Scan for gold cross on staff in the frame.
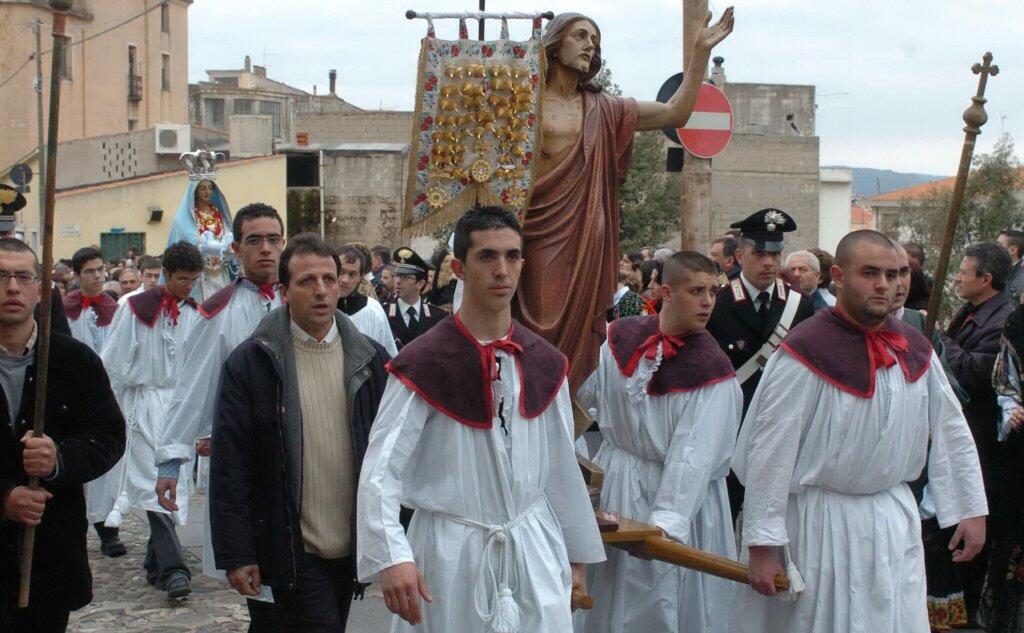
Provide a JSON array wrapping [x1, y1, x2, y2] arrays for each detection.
[[963, 52, 999, 134]]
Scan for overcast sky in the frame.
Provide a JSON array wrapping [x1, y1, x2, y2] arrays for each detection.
[[188, 0, 1024, 176]]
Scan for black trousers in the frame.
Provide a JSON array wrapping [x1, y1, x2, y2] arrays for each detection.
[[272, 552, 354, 633], [0, 601, 70, 633], [247, 597, 283, 632], [143, 511, 190, 585]]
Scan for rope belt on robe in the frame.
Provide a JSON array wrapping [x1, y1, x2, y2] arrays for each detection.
[[435, 497, 544, 633]]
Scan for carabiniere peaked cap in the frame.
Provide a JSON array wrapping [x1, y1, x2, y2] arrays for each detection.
[[729, 208, 797, 253], [392, 246, 429, 277]]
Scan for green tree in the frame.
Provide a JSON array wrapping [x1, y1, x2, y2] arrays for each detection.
[[882, 133, 1023, 321]]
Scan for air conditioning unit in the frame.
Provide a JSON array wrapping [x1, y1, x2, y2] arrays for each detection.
[[154, 124, 191, 154]]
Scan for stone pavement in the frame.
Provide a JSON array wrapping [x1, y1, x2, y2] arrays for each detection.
[[68, 492, 392, 632]]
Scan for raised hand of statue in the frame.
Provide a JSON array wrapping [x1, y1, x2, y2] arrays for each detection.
[[696, 6, 735, 53]]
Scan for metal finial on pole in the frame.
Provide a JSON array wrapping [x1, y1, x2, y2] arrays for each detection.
[[923, 52, 999, 339], [19, 0, 72, 608]]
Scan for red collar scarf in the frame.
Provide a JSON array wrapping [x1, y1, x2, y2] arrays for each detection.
[[622, 331, 687, 376]]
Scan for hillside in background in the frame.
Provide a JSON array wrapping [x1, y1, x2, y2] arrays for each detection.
[[825, 166, 948, 197]]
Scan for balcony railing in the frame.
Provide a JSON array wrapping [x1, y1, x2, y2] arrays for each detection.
[[128, 74, 142, 102]]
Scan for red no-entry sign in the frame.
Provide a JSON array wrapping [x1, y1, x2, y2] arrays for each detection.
[[677, 83, 733, 159]]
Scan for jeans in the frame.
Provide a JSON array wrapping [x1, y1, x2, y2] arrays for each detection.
[[272, 551, 355, 633]]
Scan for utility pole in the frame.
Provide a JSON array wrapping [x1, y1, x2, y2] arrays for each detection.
[[34, 18, 46, 246], [679, 0, 712, 252]]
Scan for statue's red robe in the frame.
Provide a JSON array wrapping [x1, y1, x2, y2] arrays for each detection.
[[516, 91, 637, 392]]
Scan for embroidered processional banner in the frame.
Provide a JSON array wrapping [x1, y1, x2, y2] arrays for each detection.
[[402, 17, 546, 235]]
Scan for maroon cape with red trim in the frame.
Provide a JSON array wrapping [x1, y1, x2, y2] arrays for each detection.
[[198, 280, 240, 319], [386, 315, 568, 429], [128, 287, 197, 328], [607, 315, 735, 396], [780, 308, 931, 398], [63, 289, 117, 327]]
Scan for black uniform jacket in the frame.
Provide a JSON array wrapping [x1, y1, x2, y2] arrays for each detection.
[[385, 300, 449, 350], [706, 275, 815, 410]]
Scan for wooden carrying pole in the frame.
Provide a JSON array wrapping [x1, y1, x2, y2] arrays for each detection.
[[19, 0, 71, 608], [679, 0, 712, 252], [923, 52, 999, 339], [600, 513, 790, 592]]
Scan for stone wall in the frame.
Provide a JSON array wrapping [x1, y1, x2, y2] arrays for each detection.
[[295, 111, 415, 146], [320, 150, 407, 247]]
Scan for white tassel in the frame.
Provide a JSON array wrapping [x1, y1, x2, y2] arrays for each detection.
[[490, 585, 520, 633], [104, 492, 130, 528], [782, 560, 805, 601]]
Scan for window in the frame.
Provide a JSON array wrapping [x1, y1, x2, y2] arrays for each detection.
[[233, 98, 256, 114], [127, 45, 141, 101], [161, 53, 170, 91], [161, 3, 170, 33], [204, 98, 225, 130], [128, 118, 137, 131], [259, 100, 283, 138], [58, 40, 72, 79]]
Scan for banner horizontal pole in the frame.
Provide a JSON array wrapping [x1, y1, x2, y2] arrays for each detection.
[[406, 10, 553, 20]]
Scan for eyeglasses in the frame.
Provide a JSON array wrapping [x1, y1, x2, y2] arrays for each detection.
[[241, 234, 284, 248], [0, 271, 40, 286]]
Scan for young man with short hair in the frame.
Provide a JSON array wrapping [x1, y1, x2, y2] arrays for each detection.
[[64, 247, 118, 354], [99, 241, 204, 600], [154, 202, 286, 630], [731, 230, 987, 633], [578, 251, 742, 633], [358, 206, 604, 632], [385, 247, 447, 349], [997, 228, 1024, 301], [0, 238, 125, 632], [336, 244, 398, 356], [64, 246, 126, 556], [119, 256, 162, 306], [211, 234, 389, 632]]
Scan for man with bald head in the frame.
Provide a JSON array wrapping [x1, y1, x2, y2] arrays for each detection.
[[731, 230, 988, 633]]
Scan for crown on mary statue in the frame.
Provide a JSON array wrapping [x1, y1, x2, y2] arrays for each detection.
[[179, 149, 224, 182]]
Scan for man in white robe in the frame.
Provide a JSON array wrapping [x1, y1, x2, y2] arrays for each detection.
[[152, 203, 286, 629], [337, 244, 399, 356], [357, 206, 605, 632], [99, 241, 203, 599], [64, 246, 126, 557], [732, 230, 988, 633], [577, 251, 741, 633]]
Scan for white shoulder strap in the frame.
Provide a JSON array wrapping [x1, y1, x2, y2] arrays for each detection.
[[735, 288, 803, 385]]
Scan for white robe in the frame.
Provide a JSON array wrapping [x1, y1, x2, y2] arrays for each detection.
[[349, 296, 399, 356], [68, 306, 111, 354], [357, 355, 605, 633], [96, 300, 199, 525], [731, 350, 988, 633], [156, 285, 280, 466], [69, 308, 119, 524], [155, 284, 279, 592], [575, 341, 741, 633]]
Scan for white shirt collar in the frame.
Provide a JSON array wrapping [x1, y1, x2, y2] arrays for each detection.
[[613, 285, 629, 305], [289, 318, 339, 344], [893, 306, 906, 320], [397, 296, 422, 315], [739, 272, 774, 302]]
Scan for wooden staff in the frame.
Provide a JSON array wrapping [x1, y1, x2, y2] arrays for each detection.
[[19, 0, 72, 608], [923, 52, 999, 339], [599, 512, 790, 592]]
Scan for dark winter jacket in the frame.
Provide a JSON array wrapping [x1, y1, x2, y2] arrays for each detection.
[[209, 306, 389, 591], [939, 291, 1015, 503], [0, 332, 126, 613]]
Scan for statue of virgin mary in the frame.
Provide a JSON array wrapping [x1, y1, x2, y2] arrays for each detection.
[[168, 150, 237, 301]]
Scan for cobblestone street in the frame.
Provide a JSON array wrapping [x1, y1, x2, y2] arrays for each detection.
[[67, 493, 391, 632]]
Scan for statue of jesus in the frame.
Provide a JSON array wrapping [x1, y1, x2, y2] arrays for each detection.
[[515, 8, 734, 391]]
